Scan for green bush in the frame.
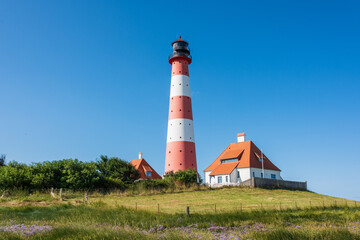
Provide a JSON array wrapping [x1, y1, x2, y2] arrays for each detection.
[[0, 157, 139, 191], [163, 169, 201, 186]]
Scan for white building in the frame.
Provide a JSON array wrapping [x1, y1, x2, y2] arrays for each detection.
[[204, 133, 282, 187]]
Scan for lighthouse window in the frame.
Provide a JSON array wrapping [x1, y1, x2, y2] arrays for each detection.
[[180, 163, 182, 165], [168, 164, 170, 166], [179, 136, 182, 138], [179, 109, 181, 111], [169, 151, 171, 153], [171, 110, 173, 112], [179, 123, 181, 125], [180, 150, 182, 152], [179, 83, 181, 85]]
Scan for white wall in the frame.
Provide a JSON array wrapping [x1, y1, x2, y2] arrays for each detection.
[[235, 168, 251, 183], [205, 167, 281, 186], [229, 169, 237, 183], [204, 171, 211, 184], [249, 167, 281, 180], [207, 174, 231, 186]]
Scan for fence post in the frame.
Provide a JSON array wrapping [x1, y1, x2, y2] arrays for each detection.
[[59, 188, 63, 201], [334, 200, 337, 207], [279, 202, 281, 211], [135, 202, 137, 210], [260, 202, 263, 209], [322, 200, 325, 208], [84, 192, 88, 204], [158, 203, 160, 213], [355, 201, 357, 208], [214, 203, 216, 213], [309, 200, 311, 208], [50, 188, 56, 198], [295, 201, 297, 209], [240, 202, 242, 213], [186, 206, 190, 217]]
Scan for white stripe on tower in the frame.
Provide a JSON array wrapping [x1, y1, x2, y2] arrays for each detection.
[[167, 119, 195, 143], [170, 75, 191, 97]]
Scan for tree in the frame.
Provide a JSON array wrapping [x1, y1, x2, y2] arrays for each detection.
[[96, 155, 140, 184], [0, 154, 6, 166]]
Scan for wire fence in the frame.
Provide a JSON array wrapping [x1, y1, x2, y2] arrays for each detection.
[[1, 188, 359, 215], [115, 199, 359, 215]]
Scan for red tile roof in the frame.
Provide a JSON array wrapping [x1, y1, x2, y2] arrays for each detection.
[[209, 161, 239, 175], [204, 141, 280, 175], [129, 158, 162, 180]]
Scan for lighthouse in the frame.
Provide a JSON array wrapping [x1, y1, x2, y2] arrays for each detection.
[[165, 36, 197, 173]]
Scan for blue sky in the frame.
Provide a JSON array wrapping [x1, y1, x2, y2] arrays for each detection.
[[1, 1, 359, 200]]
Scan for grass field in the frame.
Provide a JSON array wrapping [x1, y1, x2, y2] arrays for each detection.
[[0, 187, 359, 239]]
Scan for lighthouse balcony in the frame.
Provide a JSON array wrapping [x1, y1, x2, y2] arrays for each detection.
[[168, 53, 192, 61]]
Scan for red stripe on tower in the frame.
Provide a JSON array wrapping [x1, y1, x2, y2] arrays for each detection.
[[165, 36, 197, 173]]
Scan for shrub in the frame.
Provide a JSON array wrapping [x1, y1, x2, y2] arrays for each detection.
[[163, 169, 201, 186]]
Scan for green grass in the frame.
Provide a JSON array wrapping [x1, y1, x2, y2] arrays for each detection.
[[0, 187, 359, 239]]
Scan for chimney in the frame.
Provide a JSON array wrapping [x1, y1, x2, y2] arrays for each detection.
[[138, 152, 143, 159], [237, 132, 245, 142]]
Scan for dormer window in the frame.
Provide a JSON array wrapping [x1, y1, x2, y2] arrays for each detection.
[[221, 158, 237, 164], [146, 171, 152, 177]]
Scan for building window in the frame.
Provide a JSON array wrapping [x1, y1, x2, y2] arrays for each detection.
[[261, 173, 263, 178], [253, 172, 255, 177], [226, 176, 229, 182], [221, 158, 237, 164], [146, 171, 152, 177], [237, 171, 240, 178], [271, 174, 276, 179], [218, 176, 222, 184]]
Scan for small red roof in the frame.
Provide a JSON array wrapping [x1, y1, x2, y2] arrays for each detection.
[[129, 158, 162, 180], [205, 141, 280, 175]]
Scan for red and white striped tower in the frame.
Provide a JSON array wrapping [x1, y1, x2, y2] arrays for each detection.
[[165, 36, 197, 173]]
